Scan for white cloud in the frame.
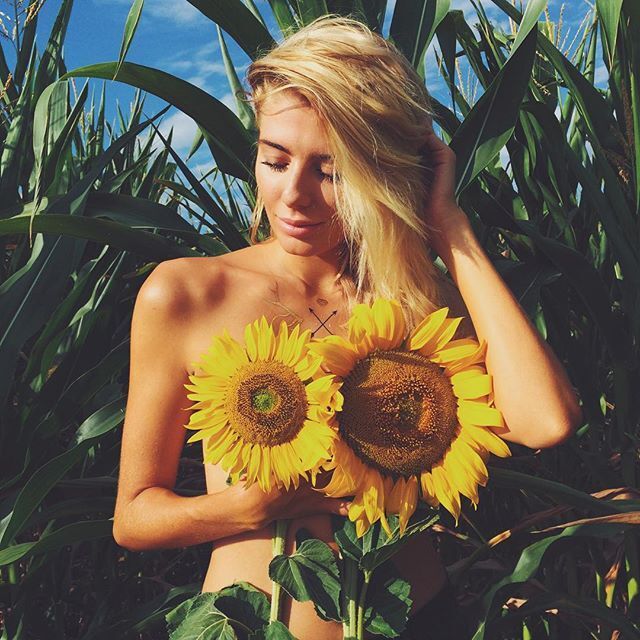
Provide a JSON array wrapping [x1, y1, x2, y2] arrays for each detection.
[[594, 62, 608, 86], [157, 41, 248, 96], [146, 110, 198, 154]]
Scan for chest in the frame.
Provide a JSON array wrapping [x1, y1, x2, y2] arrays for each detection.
[[183, 275, 352, 375]]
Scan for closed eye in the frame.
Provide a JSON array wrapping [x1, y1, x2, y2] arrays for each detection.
[[260, 161, 336, 184]]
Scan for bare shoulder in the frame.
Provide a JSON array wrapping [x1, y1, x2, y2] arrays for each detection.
[[135, 256, 227, 316], [437, 275, 477, 340]]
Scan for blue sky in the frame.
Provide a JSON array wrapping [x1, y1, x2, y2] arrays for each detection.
[[2, 0, 601, 179]]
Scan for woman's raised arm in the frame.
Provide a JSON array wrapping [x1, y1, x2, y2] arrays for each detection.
[[421, 130, 583, 450]]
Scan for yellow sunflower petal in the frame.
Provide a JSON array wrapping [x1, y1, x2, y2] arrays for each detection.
[[362, 468, 385, 524], [444, 340, 488, 377], [348, 304, 376, 347], [246, 443, 262, 486], [294, 351, 323, 380], [279, 324, 301, 366], [371, 298, 406, 349], [420, 471, 440, 508], [244, 320, 260, 362], [257, 446, 272, 491], [308, 336, 359, 377], [395, 476, 418, 535], [458, 400, 505, 428], [348, 496, 373, 538], [451, 372, 493, 400], [198, 331, 248, 377], [323, 439, 368, 496], [430, 338, 480, 364], [204, 428, 239, 465], [431, 463, 461, 523], [257, 316, 277, 360], [406, 307, 449, 351], [186, 418, 228, 443], [306, 375, 342, 409], [460, 423, 511, 458], [455, 438, 489, 487], [442, 438, 480, 505], [274, 320, 290, 363]]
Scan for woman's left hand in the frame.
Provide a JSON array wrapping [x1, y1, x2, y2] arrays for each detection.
[[420, 127, 471, 258]]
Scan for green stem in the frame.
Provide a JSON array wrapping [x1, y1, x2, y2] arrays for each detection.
[[356, 570, 372, 639], [270, 518, 288, 623], [342, 557, 360, 639]]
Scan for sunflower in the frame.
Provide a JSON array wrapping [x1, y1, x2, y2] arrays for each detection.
[[184, 317, 343, 492], [308, 298, 510, 537]]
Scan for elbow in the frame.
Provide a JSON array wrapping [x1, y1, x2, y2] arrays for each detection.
[[112, 517, 135, 551], [112, 514, 149, 552], [528, 402, 583, 450]]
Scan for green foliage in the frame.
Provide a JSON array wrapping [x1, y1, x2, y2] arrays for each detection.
[[269, 538, 342, 621], [1, 0, 639, 638]]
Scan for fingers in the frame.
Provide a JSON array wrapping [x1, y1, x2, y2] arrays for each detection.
[[314, 494, 351, 517]]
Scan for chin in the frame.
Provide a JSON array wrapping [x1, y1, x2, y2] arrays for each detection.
[[276, 235, 324, 255]]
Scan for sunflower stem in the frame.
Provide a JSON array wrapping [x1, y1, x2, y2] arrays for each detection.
[[342, 557, 360, 639], [356, 569, 372, 639], [270, 518, 288, 623]]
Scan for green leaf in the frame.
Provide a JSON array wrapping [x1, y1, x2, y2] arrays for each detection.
[[595, 0, 623, 67], [0, 46, 37, 207], [213, 583, 270, 632], [513, 221, 633, 363], [471, 523, 637, 640], [0, 520, 112, 566], [269, 538, 342, 621], [168, 598, 238, 640], [389, 0, 450, 77], [333, 510, 439, 572], [451, 24, 539, 194], [496, 590, 640, 638], [185, 0, 275, 60], [217, 25, 256, 131], [115, 0, 144, 79], [364, 571, 412, 638], [489, 467, 637, 514], [0, 214, 197, 260], [62, 62, 253, 180], [166, 594, 214, 637], [151, 124, 248, 252], [0, 400, 124, 547], [73, 396, 125, 445], [0, 232, 85, 415], [252, 620, 295, 639]]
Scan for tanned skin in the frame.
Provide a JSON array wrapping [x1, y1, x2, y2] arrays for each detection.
[[113, 90, 581, 638]]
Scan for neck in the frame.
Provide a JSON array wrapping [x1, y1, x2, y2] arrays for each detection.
[[265, 238, 349, 298]]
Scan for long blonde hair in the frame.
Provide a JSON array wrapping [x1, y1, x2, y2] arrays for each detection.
[[245, 14, 445, 329]]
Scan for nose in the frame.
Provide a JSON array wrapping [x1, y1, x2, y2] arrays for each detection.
[[281, 164, 313, 209]]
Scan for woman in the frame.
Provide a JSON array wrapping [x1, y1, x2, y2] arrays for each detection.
[[112, 15, 582, 639]]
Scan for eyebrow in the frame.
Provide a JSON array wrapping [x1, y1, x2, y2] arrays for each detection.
[[258, 138, 333, 162]]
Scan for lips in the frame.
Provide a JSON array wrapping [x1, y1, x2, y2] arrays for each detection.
[[276, 216, 325, 238], [278, 217, 322, 227]]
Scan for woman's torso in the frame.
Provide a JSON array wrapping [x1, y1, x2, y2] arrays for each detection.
[[178, 244, 448, 638]]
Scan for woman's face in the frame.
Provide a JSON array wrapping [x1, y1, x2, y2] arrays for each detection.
[[255, 90, 344, 256]]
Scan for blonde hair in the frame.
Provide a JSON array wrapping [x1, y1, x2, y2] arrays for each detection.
[[245, 14, 446, 329]]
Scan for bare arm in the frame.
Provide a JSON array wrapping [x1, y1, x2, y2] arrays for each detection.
[[420, 128, 582, 450], [113, 259, 347, 552], [437, 221, 583, 449]]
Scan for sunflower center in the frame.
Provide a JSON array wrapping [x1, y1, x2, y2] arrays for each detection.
[[226, 361, 308, 446], [339, 349, 458, 476], [251, 387, 278, 413]]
